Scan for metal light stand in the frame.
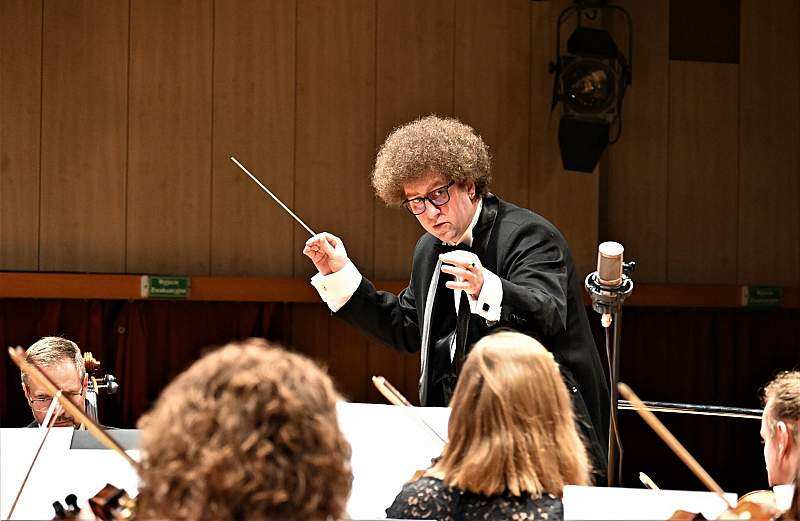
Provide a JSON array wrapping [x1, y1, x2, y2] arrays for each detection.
[[585, 261, 635, 486]]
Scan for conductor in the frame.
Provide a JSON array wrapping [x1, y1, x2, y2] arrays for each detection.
[[302, 116, 609, 477]]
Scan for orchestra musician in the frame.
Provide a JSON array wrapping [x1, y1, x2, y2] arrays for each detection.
[[385, 331, 590, 521], [778, 468, 799, 520], [134, 338, 352, 521], [761, 371, 800, 486], [302, 115, 609, 476], [20, 337, 88, 429]]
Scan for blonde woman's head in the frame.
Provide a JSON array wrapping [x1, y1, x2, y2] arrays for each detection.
[[436, 331, 590, 497]]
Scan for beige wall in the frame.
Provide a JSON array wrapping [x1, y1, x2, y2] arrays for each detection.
[[3, 0, 796, 285]]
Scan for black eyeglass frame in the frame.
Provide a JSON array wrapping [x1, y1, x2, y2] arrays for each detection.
[[401, 181, 456, 215], [27, 387, 86, 411]]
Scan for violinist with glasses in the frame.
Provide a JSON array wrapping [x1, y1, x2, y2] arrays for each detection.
[[20, 337, 88, 429]]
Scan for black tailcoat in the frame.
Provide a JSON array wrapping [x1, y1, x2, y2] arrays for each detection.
[[335, 194, 609, 475]]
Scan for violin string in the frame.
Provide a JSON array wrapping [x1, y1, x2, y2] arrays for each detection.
[[230, 156, 316, 237], [617, 401, 762, 420], [7, 400, 60, 520]]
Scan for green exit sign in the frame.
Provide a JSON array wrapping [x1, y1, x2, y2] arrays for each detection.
[[141, 275, 191, 299], [742, 285, 782, 309]]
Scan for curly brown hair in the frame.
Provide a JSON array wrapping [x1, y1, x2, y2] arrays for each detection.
[[372, 115, 492, 206], [136, 339, 352, 520]]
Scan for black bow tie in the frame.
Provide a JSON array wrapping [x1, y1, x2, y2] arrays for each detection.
[[434, 242, 473, 255]]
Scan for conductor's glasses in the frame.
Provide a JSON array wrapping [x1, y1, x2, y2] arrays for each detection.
[[401, 181, 455, 215]]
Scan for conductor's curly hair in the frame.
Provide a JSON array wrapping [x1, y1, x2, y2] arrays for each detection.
[[372, 115, 492, 206], [136, 339, 352, 521]]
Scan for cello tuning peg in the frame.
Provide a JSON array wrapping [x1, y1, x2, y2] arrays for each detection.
[[52, 501, 66, 518], [102, 374, 119, 395], [65, 494, 79, 511]]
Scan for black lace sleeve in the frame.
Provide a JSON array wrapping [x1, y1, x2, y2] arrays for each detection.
[[386, 477, 454, 520], [385, 477, 564, 521]]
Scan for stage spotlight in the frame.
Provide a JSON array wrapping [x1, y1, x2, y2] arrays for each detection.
[[549, 1, 632, 173]]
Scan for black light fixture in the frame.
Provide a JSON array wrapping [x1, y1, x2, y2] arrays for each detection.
[[549, 0, 633, 173]]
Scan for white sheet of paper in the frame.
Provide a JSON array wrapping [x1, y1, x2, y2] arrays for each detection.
[[5, 407, 748, 521], [337, 402, 449, 519], [0, 428, 140, 520], [564, 485, 737, 520], [1, 404, 448, 520]]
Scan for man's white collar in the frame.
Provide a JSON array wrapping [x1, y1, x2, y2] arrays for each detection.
[[447, 198, 483, 247]]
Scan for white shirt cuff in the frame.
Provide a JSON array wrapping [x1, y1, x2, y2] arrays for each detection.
[[470, 268, 502, 322], [310, 260, 362, 313]]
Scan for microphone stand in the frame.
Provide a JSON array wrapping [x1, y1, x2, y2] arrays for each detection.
[[585, 261, 635, 487]]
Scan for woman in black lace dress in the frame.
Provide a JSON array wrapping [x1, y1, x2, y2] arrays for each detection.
[[386, 331, 591, 521]]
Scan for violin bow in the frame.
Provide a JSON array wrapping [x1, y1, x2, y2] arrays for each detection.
[[372, 376, 447, 444], [618, 383, 735, 510], [6, 395, 61, 520], [8, 347, 139, 469]]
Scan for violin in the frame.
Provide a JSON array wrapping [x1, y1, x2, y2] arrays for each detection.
[[52, 485, 135, 520], [669, 493, 779, 520]]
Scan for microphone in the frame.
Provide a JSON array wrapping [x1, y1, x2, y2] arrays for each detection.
[[597, 241, 624, 286], [585, 242, 636, 487], [585, 241, 635, 327]]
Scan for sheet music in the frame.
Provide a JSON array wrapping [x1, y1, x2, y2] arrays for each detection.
[[0, 403, 449, 520]]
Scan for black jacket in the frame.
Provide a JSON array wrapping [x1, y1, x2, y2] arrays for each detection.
[[336, 194, 609, 473]]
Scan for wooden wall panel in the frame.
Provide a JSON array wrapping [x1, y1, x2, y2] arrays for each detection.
[[455, 0, 531, 210], [39, 0, 127, 272], [738, 0, 800, 286], [667, 62, 738, 284], [293, 0, 376, 399], [0, 0, 41, 270], [374, 0, 454, 280], [127, 0, 213, 275], [293, 0, 375, 277], [211, 0, 296, 277], [530, 0, 599, 278], [605, 0, 669, 283], [371, 0, 455, 402], [4, 3, 799, 304]]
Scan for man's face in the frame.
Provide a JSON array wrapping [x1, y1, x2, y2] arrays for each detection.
[[403, 170, 479, 244], [22, 360, 86, 428], [760, 404, 797, 486]]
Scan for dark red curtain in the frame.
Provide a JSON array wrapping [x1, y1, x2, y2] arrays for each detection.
[[0, 299, 288, 428]]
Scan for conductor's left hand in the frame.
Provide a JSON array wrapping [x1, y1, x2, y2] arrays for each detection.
[[303, 232, 349, 276], [440, 250, 484, 298]]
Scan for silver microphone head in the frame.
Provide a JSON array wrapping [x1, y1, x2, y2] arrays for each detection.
[[597, 241, 624, 287]]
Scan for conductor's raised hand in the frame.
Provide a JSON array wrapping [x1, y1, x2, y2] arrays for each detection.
[[303, 233, 349, 275], [440, 250, 484, 297]]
